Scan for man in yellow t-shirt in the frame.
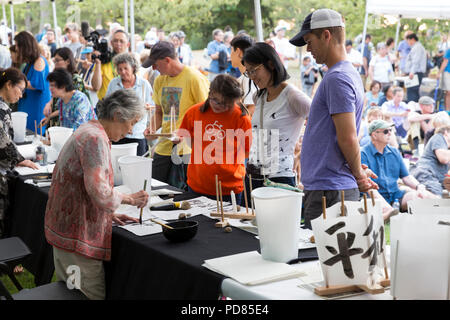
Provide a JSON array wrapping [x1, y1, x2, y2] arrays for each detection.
[[91, 30, 129, 100], [143, 41, 209, 188]]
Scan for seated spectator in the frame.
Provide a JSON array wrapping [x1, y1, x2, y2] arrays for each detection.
[[381, 87, 410, 138], [359, 107, 398, 149], [406, 96, 435, 152], [424, 111, 450, 146], [363, 80, 383, 117], [410, 125, 450, 196], [46, 68, 96, 131], [361, 120, 437, 213], [378, 84, 394, 106]]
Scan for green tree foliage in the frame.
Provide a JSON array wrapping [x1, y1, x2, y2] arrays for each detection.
[[5, 0, 449, 52]]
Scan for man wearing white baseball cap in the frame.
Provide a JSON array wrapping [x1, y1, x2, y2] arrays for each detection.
[[290, 9, 378, 229], [272, 25, 296, 69]]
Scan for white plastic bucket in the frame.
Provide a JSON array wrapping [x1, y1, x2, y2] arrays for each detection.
[[11, 112, 28, 143], [111, 143, 138, 186], [118, 155, 153, 194], [48, 126, 73, 152], [252, 187, 303, 263]]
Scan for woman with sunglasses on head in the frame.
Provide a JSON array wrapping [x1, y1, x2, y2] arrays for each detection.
[[0, 68, 39, 237], [176, 74, 252, 203], [241, 42, 311, 194], [14, 31, 51, 134]]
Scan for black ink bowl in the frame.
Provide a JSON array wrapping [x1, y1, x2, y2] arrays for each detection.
[[162, 220, 198, 243]]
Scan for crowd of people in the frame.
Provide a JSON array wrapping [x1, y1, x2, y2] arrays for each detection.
[[0, 10, 449, 299]]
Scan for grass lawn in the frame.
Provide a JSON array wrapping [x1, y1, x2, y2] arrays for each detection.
[[1, 267, 57, 296]]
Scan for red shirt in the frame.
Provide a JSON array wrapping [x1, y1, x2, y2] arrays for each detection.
[[178, 102, 252, 195]]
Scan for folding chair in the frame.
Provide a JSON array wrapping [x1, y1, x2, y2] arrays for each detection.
[[0, 237, 87, 300]]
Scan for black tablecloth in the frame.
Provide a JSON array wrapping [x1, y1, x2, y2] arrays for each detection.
[[6, 175, 317, 299], [6, 176, 261, 299], [105, 215, 260, 300]]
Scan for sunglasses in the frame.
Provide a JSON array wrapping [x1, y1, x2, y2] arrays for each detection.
[[376, 128, 392, 134]]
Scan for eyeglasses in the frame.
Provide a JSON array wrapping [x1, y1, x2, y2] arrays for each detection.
[[15, 85, 25, 94], [53, 57, 64, 63], [376, 129, 391, 134], [243, 64, 263, 78], [209, 96, 226, 107]]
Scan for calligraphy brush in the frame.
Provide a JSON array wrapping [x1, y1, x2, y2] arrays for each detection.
[[139, 179, 148, 225]]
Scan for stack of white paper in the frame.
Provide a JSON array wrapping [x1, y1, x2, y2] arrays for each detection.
[[203, 251, 305, 285], [118, 219, 164, 236], [14, 163, 55, 176]]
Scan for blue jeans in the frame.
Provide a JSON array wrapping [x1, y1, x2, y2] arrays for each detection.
[[406, 72, 424, 102]]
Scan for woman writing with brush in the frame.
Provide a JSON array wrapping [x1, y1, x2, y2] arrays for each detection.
[[44, 90, 149, 300]]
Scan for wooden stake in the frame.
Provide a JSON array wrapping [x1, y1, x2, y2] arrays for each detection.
[[363, 193, 368, 213], [243, 176, 249, 213], [219, 181, 224, 221], [340, 190, 345, 216], [249, 174, 255, 215], [215, 175, 220, 217], [370, 190, 375, 206], [322, 196, 327, 220], [215, 180, 229, 227]]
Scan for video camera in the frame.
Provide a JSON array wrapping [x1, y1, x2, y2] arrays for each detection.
[[81, 21, 112, 64]]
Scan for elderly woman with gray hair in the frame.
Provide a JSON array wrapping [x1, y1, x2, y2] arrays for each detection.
[[106, 52, 154, 155], [44, 89, 150, 300]]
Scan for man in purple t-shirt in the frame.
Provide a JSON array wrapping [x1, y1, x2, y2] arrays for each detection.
[[290, 9, 377, 229]]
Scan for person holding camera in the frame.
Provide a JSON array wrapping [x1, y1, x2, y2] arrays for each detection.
[[91, 29, 130, 100], [300, 56, 318, 97]]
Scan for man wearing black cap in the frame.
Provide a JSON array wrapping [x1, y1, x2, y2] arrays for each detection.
[[143, 41, 209, 187], [290, 9, 377, 229]]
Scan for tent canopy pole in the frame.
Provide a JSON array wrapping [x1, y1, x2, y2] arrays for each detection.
[[394, 15, 402, 50], [51, 0, 59, 48], [360, 9, 369, 56], [9, 1, 14, 44], [124, 0, 128, 34], [2, 3, 6, 25], [130, 0, 134, 52], [254, 0, 263, 42]]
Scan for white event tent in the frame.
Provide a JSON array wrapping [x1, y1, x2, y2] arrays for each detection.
[[361, 0, 450, 56]]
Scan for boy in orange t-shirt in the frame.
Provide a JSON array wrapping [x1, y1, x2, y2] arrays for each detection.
[[177, 74, 252, 203]]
